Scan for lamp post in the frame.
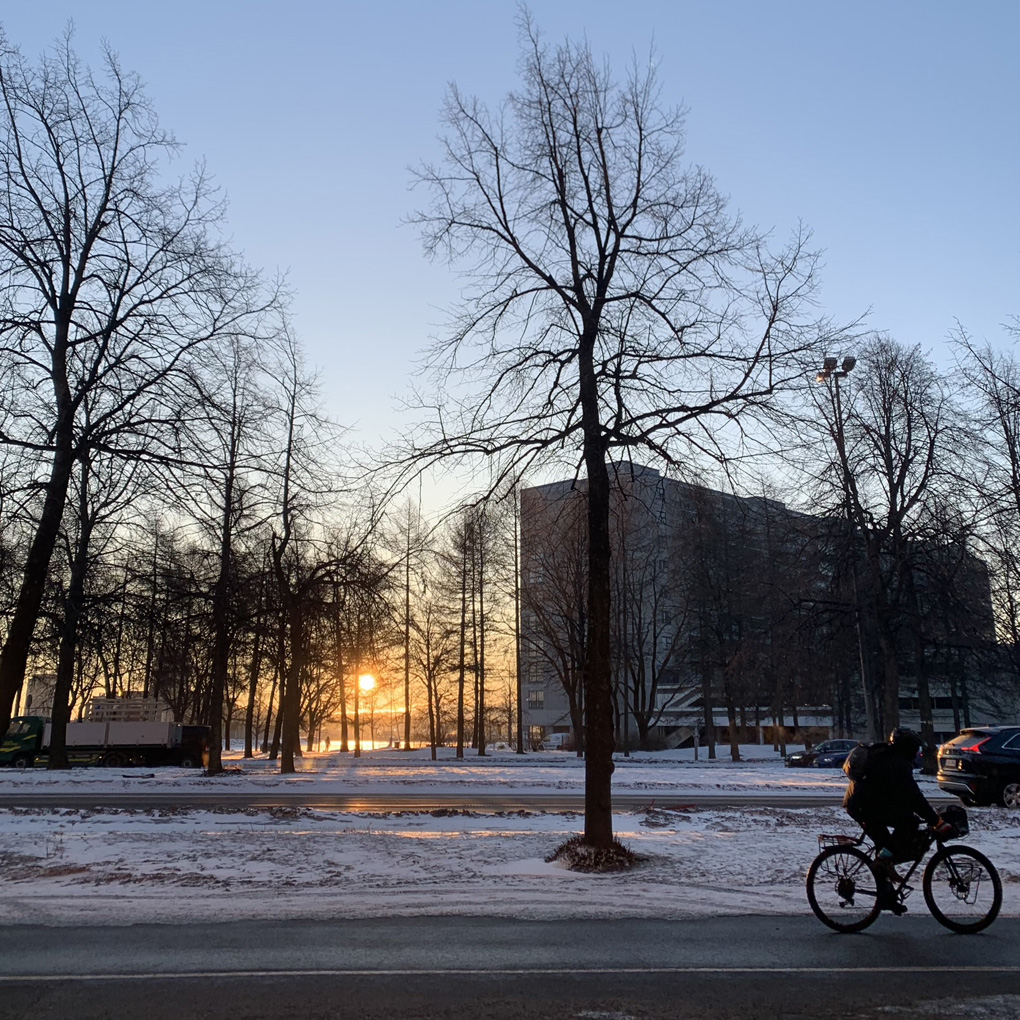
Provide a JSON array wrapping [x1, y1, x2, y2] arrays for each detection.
[[816, 356, 877, 743]]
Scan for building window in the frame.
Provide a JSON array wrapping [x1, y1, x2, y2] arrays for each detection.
[[527, 690, 545, 709]]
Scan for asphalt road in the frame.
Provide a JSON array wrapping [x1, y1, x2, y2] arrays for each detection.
[[1, 916, 1017, 1020], [0, 790, 962, 810]]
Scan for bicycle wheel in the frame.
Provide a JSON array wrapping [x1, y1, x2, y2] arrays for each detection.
[[923, 845, 1002, 934], [806, 845, 881, 933]]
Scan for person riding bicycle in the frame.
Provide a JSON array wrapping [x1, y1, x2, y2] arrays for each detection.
[[843, 727, 947, 913]]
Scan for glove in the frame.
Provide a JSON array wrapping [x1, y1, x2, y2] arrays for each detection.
[[933, 820, 954, 839]]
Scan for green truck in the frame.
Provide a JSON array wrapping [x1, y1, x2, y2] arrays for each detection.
[[0, 716, 210, 768]]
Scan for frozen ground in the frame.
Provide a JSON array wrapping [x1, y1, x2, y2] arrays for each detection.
[[2, 745, 1018, 927], [0, 742, 858, 795]]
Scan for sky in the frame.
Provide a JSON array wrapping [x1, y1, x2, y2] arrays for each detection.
[[1, 1, 1017, 483]]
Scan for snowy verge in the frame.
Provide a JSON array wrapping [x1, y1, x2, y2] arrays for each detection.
[[0, 743, 912, 796], [2, 801, 1016, 927]]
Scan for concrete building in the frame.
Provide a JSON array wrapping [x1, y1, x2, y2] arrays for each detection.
[[521, 464, 1007, 750]]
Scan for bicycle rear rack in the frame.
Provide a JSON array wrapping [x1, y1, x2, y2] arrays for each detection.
[[818, 833, 864, 851]]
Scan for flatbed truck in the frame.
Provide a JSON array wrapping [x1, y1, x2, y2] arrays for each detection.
[[0, 716, 210, 768]]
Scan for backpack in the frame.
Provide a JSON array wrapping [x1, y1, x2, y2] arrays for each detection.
[[842, 742, 879, 782]]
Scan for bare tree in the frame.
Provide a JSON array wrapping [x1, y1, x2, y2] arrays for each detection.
[[409, 14, 829, 846], [410, 595, 457, 759], [180, 332, 274, 774], [811, 336, 967, 747], [955, 320, 1020, 690], [0, 31, 249, 740]]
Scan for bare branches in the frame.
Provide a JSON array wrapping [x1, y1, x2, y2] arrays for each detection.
[[403, 24, 831, 495]]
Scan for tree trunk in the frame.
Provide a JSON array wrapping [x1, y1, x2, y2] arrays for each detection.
[[456, 538, 467, 760], [262, 662, 278, 754], [580, 330, 615, 848], [477, 523, 487, 757], [244, 576, 266, 758], [0, 411, 75, 740], [403, 525, 412, 750], [279, 607, 303, 773], [701, 667, 717, 760], [47, 460, 94, 770], [907, 569, 937, 771], [725, 694, 741, 762], [206, 471, 235, 776], [514, 487, 525, 754]]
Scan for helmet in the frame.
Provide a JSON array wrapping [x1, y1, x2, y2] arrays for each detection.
[[889, 727, 923, 755]]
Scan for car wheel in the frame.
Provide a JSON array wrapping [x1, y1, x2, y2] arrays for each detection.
[[11, 753, 33, 769], [1000, 781, 1020, 809]]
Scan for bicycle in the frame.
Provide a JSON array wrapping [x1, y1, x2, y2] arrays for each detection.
[[806, 813, 1002, 934]]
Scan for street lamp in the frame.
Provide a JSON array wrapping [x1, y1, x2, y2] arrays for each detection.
[[816, 355, 856, 385], [816, 355, 876, 743]]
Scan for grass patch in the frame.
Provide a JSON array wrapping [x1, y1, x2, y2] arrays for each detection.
[[546, 835, 644, 873]]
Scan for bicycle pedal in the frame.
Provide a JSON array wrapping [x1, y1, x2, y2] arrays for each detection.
[[899, 884, 914, 900]]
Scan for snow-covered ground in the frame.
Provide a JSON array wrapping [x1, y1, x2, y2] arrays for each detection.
[[3, 745, 1018, 927], [0, 743, 856, 795]]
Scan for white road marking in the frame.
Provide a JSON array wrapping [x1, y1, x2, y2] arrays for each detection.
[[2, 966, 1020, 983]]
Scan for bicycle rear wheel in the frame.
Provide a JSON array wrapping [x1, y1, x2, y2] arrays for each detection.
[[806, 845, 881, 933], [923, 845, 1002, 934]]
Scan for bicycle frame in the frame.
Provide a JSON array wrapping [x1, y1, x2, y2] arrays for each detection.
[[817, 827, 934, 902]]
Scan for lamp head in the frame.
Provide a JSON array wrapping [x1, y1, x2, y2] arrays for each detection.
[[823, 357, 838, 372], [842, 356, 856, 373]]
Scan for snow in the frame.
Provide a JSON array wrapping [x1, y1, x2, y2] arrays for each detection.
[[2, 745, 1017, 927], [0, 743, 855, 795]]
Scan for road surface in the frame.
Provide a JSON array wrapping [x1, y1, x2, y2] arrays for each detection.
[[1, 916, 1016, 1019], [0, 790, 960, 810]]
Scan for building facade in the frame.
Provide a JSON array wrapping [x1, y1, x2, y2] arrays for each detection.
[[521, 465, 1007, 751]]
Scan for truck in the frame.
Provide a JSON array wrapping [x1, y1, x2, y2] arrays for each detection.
[[0, 716, 210, 769]]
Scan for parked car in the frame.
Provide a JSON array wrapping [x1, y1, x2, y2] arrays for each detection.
[[937, 725, 1020, 807], [785, 738, 858, 768]]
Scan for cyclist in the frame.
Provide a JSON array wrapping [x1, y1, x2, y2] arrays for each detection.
[[843, 727, 947, 913]]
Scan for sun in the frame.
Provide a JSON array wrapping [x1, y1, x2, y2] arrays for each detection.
[[358, 674, 377, 692]]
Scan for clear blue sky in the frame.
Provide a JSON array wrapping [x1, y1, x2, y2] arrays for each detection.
[[3, 1, 1017, 451]]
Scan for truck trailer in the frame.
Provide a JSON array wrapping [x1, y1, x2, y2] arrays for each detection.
[[0, 716, 210, 768]]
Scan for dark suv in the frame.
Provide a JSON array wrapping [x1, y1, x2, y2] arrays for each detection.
[[937, 726, 1020, 807]]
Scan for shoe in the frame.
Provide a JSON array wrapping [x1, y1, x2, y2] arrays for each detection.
[[876, 880, 907, 915], [876, 890, 907, 915]]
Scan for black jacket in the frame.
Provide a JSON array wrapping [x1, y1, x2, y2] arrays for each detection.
[[843, 743, 938, 826]]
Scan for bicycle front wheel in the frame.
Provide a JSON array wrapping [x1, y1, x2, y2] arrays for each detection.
[[806, 845, 881, 933], [923, 845, 1002, 934]]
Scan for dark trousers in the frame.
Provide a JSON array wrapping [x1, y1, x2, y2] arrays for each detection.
[[848, 803, 920, 862]]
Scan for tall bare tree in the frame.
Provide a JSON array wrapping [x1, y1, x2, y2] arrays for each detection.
[[811, 336, 966, 745], [409, 14, 830, 847], [955, 320, 1020, 688], [0, 31, 247, 740]]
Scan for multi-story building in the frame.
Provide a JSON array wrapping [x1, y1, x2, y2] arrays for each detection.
[[521, 464, 1006, 750]]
